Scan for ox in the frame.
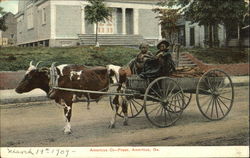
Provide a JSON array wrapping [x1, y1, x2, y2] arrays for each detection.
[[47, 63, 131, 133], [16, 61, 129, 134], [15, 61, 87, 95], [15, 61, 97, 134]]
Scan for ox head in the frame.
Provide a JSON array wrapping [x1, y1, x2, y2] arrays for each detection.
[[15, 61, 49, 94]]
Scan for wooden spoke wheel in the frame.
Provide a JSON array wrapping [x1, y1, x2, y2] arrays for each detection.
[[183, 93, 192, 110], [196, 69, 234, 120], [109, 91, 144, 119], [144, 77, 185, 128]]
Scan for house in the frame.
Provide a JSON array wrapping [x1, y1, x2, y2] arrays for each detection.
[[16, 0, 249, 48], [181, 22, 226, 48], [177, 0, 249, 48], [16, 0, 161, 47], [182, 21, 249, 48], [171, 19, 249, 48], [0, 12, 17, 46]]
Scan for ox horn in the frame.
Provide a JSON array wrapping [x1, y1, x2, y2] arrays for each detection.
[[29, 61, 34, 67], [51, 62, 57, 68], [35, 61, 42, 68]]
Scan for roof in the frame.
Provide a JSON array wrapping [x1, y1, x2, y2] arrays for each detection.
[[0, 12, 14, 20], [176, 16, 186, 26], [106, 0, 158, 1], [105, 0, 159, 4]]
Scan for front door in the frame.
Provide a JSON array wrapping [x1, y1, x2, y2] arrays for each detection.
[[98, 15, 114, 34]]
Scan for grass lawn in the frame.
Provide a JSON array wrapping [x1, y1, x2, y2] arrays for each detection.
[[0, 46, 139, 71], [0, 46, 248, 71], [187, 48, 248, 64]]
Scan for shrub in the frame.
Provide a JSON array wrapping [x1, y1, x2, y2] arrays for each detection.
[[188, 48, 248, 64], [0, 46, 139, 71]]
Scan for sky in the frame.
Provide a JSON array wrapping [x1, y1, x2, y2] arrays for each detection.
[[0, 0, 19, 14]]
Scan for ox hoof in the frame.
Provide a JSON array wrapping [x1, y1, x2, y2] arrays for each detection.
[[108, 124, 115, 129], [64, 127, 72, 135], [64, 130, 72, 135], [123, 121, 128, 126]]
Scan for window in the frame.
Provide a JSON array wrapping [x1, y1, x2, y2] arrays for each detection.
[[42, 8, 46, 25], [11, 34, 14, 39], [190, 27, 195, 46], [17, 15, 23, 23], [204, 25, 219, 41], [27, 8, 34, 29], [226, 25, 238, 39]]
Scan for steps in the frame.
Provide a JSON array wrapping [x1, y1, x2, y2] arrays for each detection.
[[78, 34, 197, 67], [78, 34, 144, 46], [172, 53, 197, 67]]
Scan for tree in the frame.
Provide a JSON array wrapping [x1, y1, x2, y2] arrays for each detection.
[[85, 0, 111, 47], [158, 0, 248, 48], [0, 6, 7, 31], [184, 0, 222, 48], [153, 8, 181, 45]]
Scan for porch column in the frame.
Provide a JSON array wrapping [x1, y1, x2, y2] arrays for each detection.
[[50, 2, 56, 39], [158, 24, 162, 40], [81, 5, 85, 34], [122, 8, 126, 34], [199, 25, 205, 47], [133, 8, 139, 34], [112, 8, 117, 34]]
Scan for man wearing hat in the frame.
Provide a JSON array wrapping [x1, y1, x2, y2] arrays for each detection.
[[156, 40, 170, 57], [155, 40, 176, 76], [139, 40, 175, 78]]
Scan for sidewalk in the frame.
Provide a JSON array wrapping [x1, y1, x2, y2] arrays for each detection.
[[0, 76, 248, 105], [0, 89, 48, 104]]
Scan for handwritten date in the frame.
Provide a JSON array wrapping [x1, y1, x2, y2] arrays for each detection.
[[7, 148, 75, 157]]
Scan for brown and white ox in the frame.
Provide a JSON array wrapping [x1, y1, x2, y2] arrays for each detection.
[[15, 61, 113, 134], [15, 61, 87, 104], [48, 64, 131, 131], [15, 61, 130, 134]]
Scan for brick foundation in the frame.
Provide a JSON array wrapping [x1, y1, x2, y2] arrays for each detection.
[[0, 71, 25, 90]]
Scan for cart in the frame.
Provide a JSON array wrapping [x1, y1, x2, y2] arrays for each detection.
[[51, 65, 234, 128], [109, 69, 234, 128]]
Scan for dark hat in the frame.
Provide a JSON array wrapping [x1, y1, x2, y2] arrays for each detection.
[[157, 40, 170, 49]]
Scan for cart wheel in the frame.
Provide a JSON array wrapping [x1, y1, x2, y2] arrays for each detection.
[[144, 77, 185, 127], [183, 93, 192, 109], [109, 95, 144, 118], [196, 69, 234, 120]]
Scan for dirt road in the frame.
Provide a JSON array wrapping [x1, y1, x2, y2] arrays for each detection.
[[0, 86, 249, 147]]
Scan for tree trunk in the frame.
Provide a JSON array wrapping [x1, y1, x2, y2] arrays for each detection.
[[238, 23, 243, 50], [209, 24, 213, 48], [225, 25, 229, 47], [169, 32, 172, 44], [95, 22, 99, 47]]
